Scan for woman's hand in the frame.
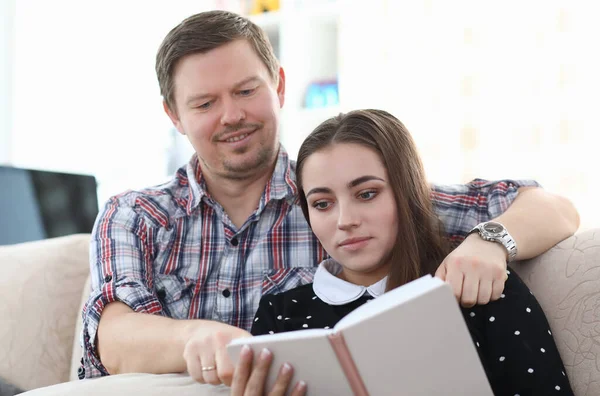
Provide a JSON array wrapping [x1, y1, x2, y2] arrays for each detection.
[[231, 345, 307, 396], [183, 323, 252, 386]]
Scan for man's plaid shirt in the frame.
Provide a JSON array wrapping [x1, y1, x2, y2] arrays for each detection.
[[80, 146, 538, 378]]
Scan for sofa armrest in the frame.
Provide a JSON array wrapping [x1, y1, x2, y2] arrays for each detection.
[[69, 274, 91, 381], [514, 228, 600, 396], [0, 234, 91, 391]]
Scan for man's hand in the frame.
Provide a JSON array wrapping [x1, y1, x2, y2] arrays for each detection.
[[435, 234, 508, 307], [231, 345, 307, 396], [183, 322, 252, 386]]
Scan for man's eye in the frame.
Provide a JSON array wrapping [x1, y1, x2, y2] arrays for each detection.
[[239, 88, 256, 96], [197, 102, 211, 110], [358, 190, 377, 200]]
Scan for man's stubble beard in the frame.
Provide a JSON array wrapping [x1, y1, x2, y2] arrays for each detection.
[[220, 142, 275, 181], [195, 120, 280, 181]]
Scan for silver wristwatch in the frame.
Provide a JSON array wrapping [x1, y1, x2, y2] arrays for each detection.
[[468, 221, 518, 262]]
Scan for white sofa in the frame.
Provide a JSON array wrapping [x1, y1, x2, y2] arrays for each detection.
[[1, 230, 599, 395]]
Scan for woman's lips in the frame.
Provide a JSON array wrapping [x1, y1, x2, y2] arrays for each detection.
[[338, 236, 372, 251]]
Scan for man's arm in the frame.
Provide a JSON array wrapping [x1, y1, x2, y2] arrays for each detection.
[[435, 183, 579, 307], [97, 302, 249, 384], [492, 186, 580, 260], [98, 301, 192, 375], [83, 195, 251, 383]]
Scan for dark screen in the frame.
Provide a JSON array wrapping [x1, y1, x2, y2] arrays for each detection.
[[0, 166, 99, 245]]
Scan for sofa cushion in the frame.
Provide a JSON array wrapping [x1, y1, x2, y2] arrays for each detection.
[[0, 234, 91, 391], [20, 373, 230, 396], [514, 229, 600, 396]]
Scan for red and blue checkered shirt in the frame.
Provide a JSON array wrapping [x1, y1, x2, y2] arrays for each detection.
[[81, 146, 538, 378]]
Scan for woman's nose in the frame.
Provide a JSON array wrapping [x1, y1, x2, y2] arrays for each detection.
[[337, 205, 360, 230]]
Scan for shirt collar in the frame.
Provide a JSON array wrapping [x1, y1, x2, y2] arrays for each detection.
[[184, 144, 298, 214], [312, 259, 388, 305], [184, 154, 207, 214], [259, 145, 298, 207]]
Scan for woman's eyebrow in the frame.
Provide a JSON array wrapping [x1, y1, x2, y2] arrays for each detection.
[[305, 187, 332, 198], [348, 175, 385, 188], [305, 176, 385, 198]]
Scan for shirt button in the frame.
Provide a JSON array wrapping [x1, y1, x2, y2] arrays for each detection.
[[104, 275, 112, 283], [230, 238, 238, 246], [222, 289, 231, 298]]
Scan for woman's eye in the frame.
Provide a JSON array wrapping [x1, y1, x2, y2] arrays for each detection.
[[358, 190, 377, 200], [312, 201, 330, 210]]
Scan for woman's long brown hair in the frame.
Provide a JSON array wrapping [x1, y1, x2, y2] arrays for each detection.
[[296, 109, 450, 291]]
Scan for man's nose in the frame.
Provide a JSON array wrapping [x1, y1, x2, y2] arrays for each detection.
[[220, 98, 246, 125]]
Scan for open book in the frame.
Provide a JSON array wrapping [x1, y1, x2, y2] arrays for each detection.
[[227, 275, 493, 395]]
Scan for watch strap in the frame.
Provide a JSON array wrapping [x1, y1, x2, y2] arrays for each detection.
[[469, 222, 518, 262]]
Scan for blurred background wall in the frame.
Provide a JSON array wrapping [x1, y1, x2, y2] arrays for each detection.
[[1, 0, 597, 232]]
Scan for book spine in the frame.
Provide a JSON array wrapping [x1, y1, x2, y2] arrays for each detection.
[[327, 332, 369, 396]]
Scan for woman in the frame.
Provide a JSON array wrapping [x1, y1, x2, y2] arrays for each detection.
[[235, 110, 573, 395]]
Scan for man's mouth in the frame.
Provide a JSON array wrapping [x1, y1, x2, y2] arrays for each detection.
[[224, 133, 250, 143], [218, 126, 259, 143]]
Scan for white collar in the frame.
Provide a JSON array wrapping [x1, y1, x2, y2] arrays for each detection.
[[312, 259, 388, 306]]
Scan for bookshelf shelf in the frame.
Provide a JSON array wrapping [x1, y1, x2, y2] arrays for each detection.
[[247, 0, 342, 158]]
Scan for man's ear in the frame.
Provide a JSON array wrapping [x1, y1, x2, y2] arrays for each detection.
[[163, 100, 185, 135], [276, 67, 286, 108]]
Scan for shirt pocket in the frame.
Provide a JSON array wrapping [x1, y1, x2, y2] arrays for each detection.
[[261, 267, 317, 296], [154, 274, 196, 319]]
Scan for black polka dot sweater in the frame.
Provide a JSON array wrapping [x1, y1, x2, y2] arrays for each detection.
[[251, 267, 573, 396]]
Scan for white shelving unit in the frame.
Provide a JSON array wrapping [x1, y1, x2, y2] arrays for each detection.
[[248, 0, 344, 159], [0, 0, 15, 165]]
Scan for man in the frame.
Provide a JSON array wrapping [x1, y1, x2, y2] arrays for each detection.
[[81, 9, 579, 390]]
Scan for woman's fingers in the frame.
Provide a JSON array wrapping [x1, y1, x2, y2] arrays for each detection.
[[289, 380, 308, 396], [230, 345, 254, 396], [244, 348, 273, 395], [267, 363, 294, 396], [230, 346, 306, 396]]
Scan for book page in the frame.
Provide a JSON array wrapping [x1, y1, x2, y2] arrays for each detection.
[[335, 275, 442, 331], [341, 283, 493, 395], [227, 329, 354, 395], [228, 328, 331, 346]]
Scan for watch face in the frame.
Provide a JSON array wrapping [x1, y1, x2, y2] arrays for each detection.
[[483, 222, 505, 234]]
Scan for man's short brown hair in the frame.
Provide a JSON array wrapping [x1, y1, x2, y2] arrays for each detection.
[[156, 10, 279, 113]]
